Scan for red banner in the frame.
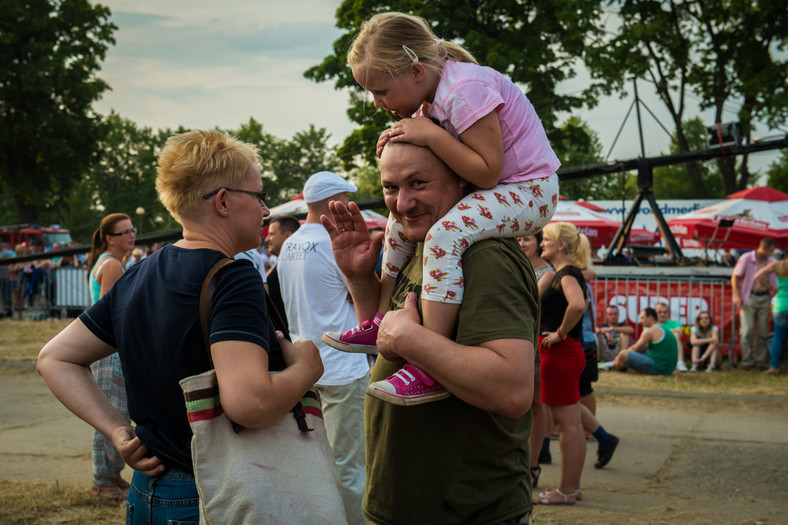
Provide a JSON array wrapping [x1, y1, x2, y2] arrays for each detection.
[[592, 279, 741, 355]]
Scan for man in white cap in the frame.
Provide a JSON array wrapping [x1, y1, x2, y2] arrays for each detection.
[[277, 171, 369, 525]]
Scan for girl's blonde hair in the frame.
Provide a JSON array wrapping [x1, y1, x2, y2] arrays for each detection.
[[542, 222, 591, 266], [694, 311, 713, 337], [348, 12, 477, 78], [155, 130, 261, 224]]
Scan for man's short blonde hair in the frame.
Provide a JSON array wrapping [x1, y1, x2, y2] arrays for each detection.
[[156, 130, 261, 223]]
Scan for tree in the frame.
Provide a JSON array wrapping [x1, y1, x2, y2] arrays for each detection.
[[766, 150, 788, 194], [0, 0, 116, 223], [229, 119, 342, 207], [652, 118, 726, 199], [553, 116, 628, 200], [306, 0, 604, 169], [85, 112, 168, 234], [583, 0, 788, 196]]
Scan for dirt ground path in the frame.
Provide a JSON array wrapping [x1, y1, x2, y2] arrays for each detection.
[[2, 374, 788, 524]]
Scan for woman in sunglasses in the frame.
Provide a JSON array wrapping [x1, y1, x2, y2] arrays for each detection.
[[85, 212, 136, 500]]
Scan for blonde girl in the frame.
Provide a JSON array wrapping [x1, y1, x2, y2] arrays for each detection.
[[323, 12, 559, 406]]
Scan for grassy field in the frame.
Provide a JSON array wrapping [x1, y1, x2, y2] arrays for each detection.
[[2, 318, 786, 524]]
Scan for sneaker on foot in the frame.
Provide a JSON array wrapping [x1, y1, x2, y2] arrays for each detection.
[[322, 320, 379, 354], [690, 364, 699, 372], [598, 361, 614, 371], [595, 434, 620, 469], [366, 364, 450, 406], [706, 365, 714, 372], [677, 360, 689, 372]]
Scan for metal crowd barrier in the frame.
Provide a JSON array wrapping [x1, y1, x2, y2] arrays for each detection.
[[592, 266, 737, 367]]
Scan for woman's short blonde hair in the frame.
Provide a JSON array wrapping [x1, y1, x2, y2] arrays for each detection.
[[156, 130, 261, 223], [348, 12, 477, 78]]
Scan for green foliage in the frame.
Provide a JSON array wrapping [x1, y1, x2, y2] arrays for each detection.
[[584, 0, 788, 195], [0, 0, 116, 222], [305, 0, 604, 168], [553, 116, 630, 200], [652, 118, 726, 199], [229, 119, 343, 207], [350, 163, 383, 202], [766, 150, 788, 193]]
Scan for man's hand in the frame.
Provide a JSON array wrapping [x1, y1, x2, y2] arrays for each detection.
[[321, 201, 384, 280], [377, 292, 421, 362], [112, 426, 165, 478], [277, 331, 323, 384]]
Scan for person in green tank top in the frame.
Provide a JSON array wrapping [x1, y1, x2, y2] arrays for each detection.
[[754, 254, 788, 374], [611, 307, 678, 376]]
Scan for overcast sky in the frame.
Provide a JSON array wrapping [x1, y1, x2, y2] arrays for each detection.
[[93, 1, 784, 178]]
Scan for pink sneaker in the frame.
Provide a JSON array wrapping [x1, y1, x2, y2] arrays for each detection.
[[367, 364, 450, 406], [322, 319, 379, 354]]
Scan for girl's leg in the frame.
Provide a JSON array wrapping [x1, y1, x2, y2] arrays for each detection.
[[421, 175, 559, 337], [370, 176, 559, 405], [691, 345, 702, 366]]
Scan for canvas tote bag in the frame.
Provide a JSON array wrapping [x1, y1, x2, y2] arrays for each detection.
[[180, 258, 347, 524]]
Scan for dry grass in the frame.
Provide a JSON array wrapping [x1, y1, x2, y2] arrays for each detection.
[[1, 319, 786, 523], [0, 481, 125, 525], [3, 318, 786, 396]]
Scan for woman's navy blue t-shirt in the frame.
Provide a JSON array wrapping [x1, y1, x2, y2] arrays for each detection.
[[79, 244, 284, 473]]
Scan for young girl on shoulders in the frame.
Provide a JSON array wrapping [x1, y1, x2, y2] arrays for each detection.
[[323, 12, 560, 405]]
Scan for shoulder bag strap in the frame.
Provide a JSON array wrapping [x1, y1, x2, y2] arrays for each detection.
[[199, 257, 312, 432], [199, 258, 237, 367]]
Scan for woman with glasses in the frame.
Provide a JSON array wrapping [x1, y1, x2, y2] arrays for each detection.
[[85, 212, 136, 500], [38, 130, 323, 523]]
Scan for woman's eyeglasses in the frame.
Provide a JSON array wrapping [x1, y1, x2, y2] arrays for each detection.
[[108, 229, 136, 236], [202, 188, 268, 207]]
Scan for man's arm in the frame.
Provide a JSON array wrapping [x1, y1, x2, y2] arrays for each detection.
[[378, 293, 533, 419], [626, 327, 654, 354]]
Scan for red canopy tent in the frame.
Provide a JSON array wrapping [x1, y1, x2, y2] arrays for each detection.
[[551, 201, 660, 248], [667, 186, 788, 250]]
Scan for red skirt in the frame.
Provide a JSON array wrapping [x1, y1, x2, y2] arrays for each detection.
[[539, 335, 584, 406]]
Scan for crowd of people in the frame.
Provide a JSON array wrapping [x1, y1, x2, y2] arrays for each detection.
[[29, 10, 785, 525]]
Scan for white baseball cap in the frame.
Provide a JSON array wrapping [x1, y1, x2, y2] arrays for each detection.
[[303, 171, 357, 204]]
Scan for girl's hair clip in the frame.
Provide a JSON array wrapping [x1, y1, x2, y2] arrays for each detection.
[[402, 45, 418, 62]]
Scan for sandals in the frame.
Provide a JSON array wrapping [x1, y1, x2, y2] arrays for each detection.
[[534, 488, 577, 505], [530, 466, 541, 489]]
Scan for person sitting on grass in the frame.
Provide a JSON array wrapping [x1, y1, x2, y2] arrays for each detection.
[[608, 307, 678, 376], [689, 311, 721, 372]]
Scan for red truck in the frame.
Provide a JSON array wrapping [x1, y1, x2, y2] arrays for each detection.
[[0, 224, 72, 252]]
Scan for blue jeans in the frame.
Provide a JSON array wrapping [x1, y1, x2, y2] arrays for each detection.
[[627, 350, 657, 375], [126, 467, 199, 525], [771, 311, 788, 369]]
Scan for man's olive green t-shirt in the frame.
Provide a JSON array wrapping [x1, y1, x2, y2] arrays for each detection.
[[363, 238, 538, 525]]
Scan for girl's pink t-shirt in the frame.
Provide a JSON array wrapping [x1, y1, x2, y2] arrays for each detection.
[[421, 60, 560, 183]]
